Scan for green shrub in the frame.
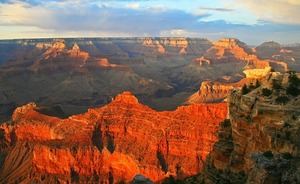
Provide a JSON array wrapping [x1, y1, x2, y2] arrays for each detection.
[[262, 88, 272, 96], [286, 84, 300, 96], [263, 151, 274, 159], [248, 83, 256, 90], [282, 152, 293, 160], [288, 71, 300, 87], [221, 119, 231, 128], [286, 72, 300, 96], [272, 79, 282, 90], [275, 95, 289, 104], [241, 84, 250, 95], [255, 80, 261, 88]]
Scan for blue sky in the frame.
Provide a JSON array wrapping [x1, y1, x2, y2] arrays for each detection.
[[0, 0, 300, 44]]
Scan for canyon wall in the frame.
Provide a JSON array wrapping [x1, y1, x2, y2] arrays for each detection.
[[197, 72, 300, 184], [0, 91, 227, 183]]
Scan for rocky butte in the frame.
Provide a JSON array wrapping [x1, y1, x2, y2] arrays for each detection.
[[0, 92, 227, 183], [184, 72, 300, 184]]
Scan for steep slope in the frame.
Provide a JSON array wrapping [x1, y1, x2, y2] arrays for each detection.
[[0, 40, 173, 120], [0, 92, 227, 183], [186, 81, 235, 104], [255, 41, 300, 71], [203, 38, 270, 69], [193, 72, 300, 184], [255, 41, 282, 59]]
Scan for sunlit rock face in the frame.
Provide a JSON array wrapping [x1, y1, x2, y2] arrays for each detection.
[[185, 76, 259, 105], [0, 91, 227, 183], [203, 38, 270, 69], [199, 72, 300, 184], [186, 81, 235, 104], [141, 37, 211, 55], [243, 66, 272, 79]]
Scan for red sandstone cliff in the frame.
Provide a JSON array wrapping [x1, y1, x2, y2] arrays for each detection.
[[195, 72, 300, 184], [0, 91, 227, 183]]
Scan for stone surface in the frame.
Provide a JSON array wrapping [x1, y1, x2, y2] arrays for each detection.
[[200, 72, 300, 184], [0, 91, 227, 183]]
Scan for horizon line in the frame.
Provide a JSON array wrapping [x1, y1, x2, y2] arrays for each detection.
[[0, 36, 298, 46]]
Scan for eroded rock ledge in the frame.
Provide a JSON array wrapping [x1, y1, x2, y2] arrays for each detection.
[[0, 91, 227, 183], [189, 72, 300, 184]]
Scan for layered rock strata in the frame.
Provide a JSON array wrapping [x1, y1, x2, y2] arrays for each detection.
[[0, 92, 227, 183]]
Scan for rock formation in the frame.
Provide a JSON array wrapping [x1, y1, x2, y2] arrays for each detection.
[[185, 76, 259, 105], [243, 66, 272, 79], [186, 81, 235, 104], [204, 38, 270, 69], [142, 38, 189, 55], [0, 92, 227, 183], [42, 39, 67, 59], [193, 57, 211, 66], [194, 72, 300, 184]]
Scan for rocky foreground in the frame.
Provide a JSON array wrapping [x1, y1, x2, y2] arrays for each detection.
[[0, 92, 227, 183], [1, 71, 299, 184], [184, 72, 300, 184]]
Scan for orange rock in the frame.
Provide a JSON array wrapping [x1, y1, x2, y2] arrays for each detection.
[[0, 91, 227, 183]]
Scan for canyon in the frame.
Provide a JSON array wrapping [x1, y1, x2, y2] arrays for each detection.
[[1, 71, 299, 183], [0, 92, 227, 183], [184, 72, 300, 184], [0, 37, 299, 183], [1, 37, 298, 122]]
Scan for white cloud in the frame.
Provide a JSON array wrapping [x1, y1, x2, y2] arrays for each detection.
[[160, 29, 200, 37], [126, 2, 140, 9], [231, 0, 300, 24]]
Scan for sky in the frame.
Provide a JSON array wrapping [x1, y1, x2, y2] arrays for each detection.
[[0, 0, 300, 44]]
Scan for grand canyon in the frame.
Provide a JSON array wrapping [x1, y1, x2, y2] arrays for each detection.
[[0, 37, 299, 183], [0, 0, 300, 183]]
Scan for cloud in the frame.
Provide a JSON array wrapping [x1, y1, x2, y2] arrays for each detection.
[[0, 0, 299, 44], [198, 7, 234, 12], [126, 2, 140, 9], [231, 0, 300, 24]]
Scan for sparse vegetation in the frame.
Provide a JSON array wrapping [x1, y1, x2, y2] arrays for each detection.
[[262, 88, 272, 96], [286, 85, 300, 96], [286, 71, 300, 96], [272, 79, 282, 90], [282, 152, 293, 160], [275, 95, 289, 104], [283, 122, 291, 128], [241, 84, 250, 95], [263, 151, 274, 159], [255, 80, 261, 88], [221, 119, 231, 128], [288, 71, 300, 86], [241, 81, 261, 95], [248, 83, 256, 90]]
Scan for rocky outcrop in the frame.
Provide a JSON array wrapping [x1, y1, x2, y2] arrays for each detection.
[[185, 77, 258, 105], [42, 40, 67, 59], [186, 81, 234, 104], [0, 91, 227, 183], [204, 38, 270, 69], [255, 41, 282, 59], [142, 38, 189, 55], [95, 58, 126, 68], [243, 66, 272, 79], [41, 41, 89, 62], [200, 72, 300, 184], [193, 57, 211, 66]]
